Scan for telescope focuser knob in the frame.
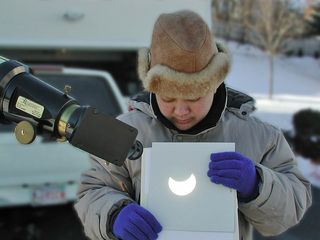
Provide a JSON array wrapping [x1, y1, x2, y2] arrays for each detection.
[[64, 85, 72, 95], [14, 121, 36, 144]]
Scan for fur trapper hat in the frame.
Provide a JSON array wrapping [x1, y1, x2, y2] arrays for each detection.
[[138, 10, 231, 99]]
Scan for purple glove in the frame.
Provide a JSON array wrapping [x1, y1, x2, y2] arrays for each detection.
[[112, 203, 162, 240], [207, 152, 259, 201]]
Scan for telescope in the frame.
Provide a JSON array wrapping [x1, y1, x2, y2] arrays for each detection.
[[0, 56, 143, 166]]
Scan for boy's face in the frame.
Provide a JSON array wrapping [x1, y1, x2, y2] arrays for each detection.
[[156, 91, 214, 131]]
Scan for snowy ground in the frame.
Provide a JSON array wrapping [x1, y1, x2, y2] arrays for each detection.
[[225, 41, 320, 98]]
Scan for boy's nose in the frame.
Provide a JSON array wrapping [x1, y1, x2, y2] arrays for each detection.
[[174, 102, 190, 116]]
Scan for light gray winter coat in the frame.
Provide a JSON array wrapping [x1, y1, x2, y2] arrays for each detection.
[[75, 87, 312, 240]]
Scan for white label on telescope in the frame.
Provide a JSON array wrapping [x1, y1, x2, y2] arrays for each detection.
[[16, 96, 44, 119]]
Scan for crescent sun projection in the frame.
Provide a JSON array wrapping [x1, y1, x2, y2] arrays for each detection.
[[168, 173, 197, 196]]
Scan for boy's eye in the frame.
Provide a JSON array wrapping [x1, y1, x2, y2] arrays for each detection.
[[187, 97, 200, 102], [161, 97, 175, 102]]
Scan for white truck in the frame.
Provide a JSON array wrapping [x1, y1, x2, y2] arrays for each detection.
[[0, 0, 212, 207]]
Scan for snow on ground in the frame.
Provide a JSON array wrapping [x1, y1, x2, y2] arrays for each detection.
[[225, 41, 320, 98], [223, 41, 320, 125], [223, 41, 320, 187]]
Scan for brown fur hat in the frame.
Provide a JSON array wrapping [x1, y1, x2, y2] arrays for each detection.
[[138, 10, 231, 99]]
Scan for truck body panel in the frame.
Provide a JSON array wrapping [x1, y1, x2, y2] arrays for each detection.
[[0, 0, 212, 49]]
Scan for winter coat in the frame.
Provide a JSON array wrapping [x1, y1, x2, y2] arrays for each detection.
[[74, 86, 312, 240]]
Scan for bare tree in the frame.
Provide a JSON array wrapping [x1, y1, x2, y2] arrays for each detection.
[[243, 0, 304, 98], [212, 0, 237, 39], [232, 0, 256, 43]]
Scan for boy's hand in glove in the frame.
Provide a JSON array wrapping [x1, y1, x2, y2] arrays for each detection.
[[112, 203, 162, 240], [207, 152, 259, 202]]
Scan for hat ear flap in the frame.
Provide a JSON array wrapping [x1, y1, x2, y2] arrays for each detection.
[[138, 48, 150, 81]]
